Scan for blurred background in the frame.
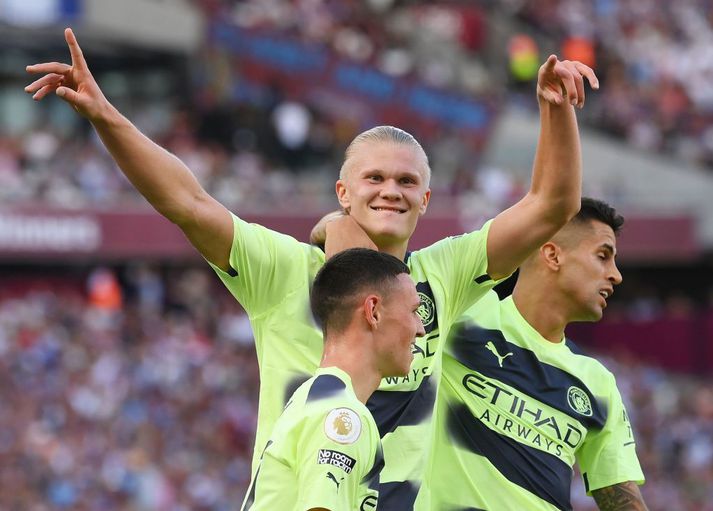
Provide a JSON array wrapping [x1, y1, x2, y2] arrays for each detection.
[[1, 0, 712, 509]]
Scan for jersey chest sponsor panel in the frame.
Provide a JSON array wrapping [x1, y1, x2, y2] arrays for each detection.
[[420, 294, 643, 511], [242, 368, 381, 511], [211, 214, 498, 506]]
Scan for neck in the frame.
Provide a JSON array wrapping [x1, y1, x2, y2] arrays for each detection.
[[511, 276, 568, 343], [374, 239, 408, 261], [320, 335, 383, 403]]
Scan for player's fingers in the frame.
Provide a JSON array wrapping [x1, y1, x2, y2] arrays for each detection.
[[557, 67, 578, 106], [65, 28, 88, 72], [32, 83, 62, 101], [540, 88, 563, 105], [570, 66, 585, 108], [26, 62, 72, 75], [575, 62, 599, 90], [24, 73, 64, 94], [55, 85, 83, 108], [544, 54, 558, 71]]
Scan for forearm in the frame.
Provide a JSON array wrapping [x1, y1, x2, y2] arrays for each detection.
[[324, 216, 376, 258], [592, 482, 649, 511], [92, 106, 208, 224], [529, 96, 582, 223], [486, 99, 582, 279]]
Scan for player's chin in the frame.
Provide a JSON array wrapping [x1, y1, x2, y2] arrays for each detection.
[[399, 354, 414, 376], [584, 305, 605, 322], [371, 226, 410, 244]]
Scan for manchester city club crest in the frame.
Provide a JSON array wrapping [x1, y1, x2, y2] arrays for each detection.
[[416, 292, 435, 328], [567, 386, 593, 416]]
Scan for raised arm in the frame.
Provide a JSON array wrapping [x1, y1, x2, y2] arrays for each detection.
[[592, 481, 649, 511], [486, 55, 598, 280], [25, 28, 233, 270]]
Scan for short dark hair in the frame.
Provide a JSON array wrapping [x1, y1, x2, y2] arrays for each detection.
[[572, 197, 625, 234], [311, 248, 410, 335]]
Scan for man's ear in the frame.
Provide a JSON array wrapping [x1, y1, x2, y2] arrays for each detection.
[[336, 180, 351, 212], [541, 242, 562, 271], [363, 294, 380, 329], [419, 188, 431, 215]]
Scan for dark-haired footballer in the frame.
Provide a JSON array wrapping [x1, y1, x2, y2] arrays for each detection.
[[419, 198, 647, 511], [242, 248, 424, 511]]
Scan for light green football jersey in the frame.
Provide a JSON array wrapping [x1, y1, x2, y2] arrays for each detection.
[[211, 214, 500, 510], [417, 292, 645, 511], [241, 367, 381, 511]]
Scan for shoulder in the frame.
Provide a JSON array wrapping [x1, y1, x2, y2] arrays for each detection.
[[459, 289, 502, 322], [232, 212, 324, 255], [308, 396, 374, 450], [410, 223, 492, 258], [564, 339, 615, 378], [303, 373, 350, 404]]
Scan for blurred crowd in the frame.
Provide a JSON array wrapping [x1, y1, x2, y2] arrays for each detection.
[[200, 0, 713, 170], [6, 0, 713, 214], [0, 267, 712, 510], [201, 0, 713, 170], [0, 94, 520, 218], [198, 0, 491, 93], [572, 353, 713, 511], [0, 101, 341, 213], [0, 267, 258, 510], [0, 0, 519, 215], [515, 0, 713, 168]]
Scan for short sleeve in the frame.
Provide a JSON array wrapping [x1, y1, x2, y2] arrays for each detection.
[[208, 213, 324, 317], [413, 219, 508, 325], [294, 406, 378, 511], [576, 373, 645, 493]]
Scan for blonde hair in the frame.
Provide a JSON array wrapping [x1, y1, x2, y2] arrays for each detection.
[[339, 126, 431, 185]]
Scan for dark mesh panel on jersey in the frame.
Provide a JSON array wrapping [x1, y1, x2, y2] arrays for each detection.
[[361, 443, 384, 490], [306, 374, 346, 402], [448, 324, 608, 430], [376, 480, 419, 511], [366, 375, 436, 437], [242, 440, 273, 510], [284, 374, 310, 405], [474, 274, 492, 284], [447, 403, 573, 511], [564, 338, 588, 356]]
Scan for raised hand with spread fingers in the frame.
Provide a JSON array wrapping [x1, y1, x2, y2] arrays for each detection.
[[25, 28, 111, 121]]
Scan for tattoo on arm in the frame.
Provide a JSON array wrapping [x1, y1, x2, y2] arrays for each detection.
[[592, 481, 649, 511]]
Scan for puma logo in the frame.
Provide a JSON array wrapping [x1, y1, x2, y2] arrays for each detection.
[[485, 341, 513, 367], [327, 472, 344, 489]]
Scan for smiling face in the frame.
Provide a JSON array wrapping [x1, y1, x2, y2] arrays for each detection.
[[335, 141, 431, 256], [374, 273, 426, 377], [556, 220, 623, 322]]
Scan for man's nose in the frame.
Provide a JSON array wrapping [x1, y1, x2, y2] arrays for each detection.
[[379, 180, 402, 199]]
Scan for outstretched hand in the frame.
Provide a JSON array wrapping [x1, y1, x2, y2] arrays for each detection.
[[25, 28, 110, 120], [537, 55, 598, 109]]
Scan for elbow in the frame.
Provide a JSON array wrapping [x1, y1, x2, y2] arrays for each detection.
[[160, 190, 209, 228], [539, 194, 581, 230], [562, 196, 581, 223]]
